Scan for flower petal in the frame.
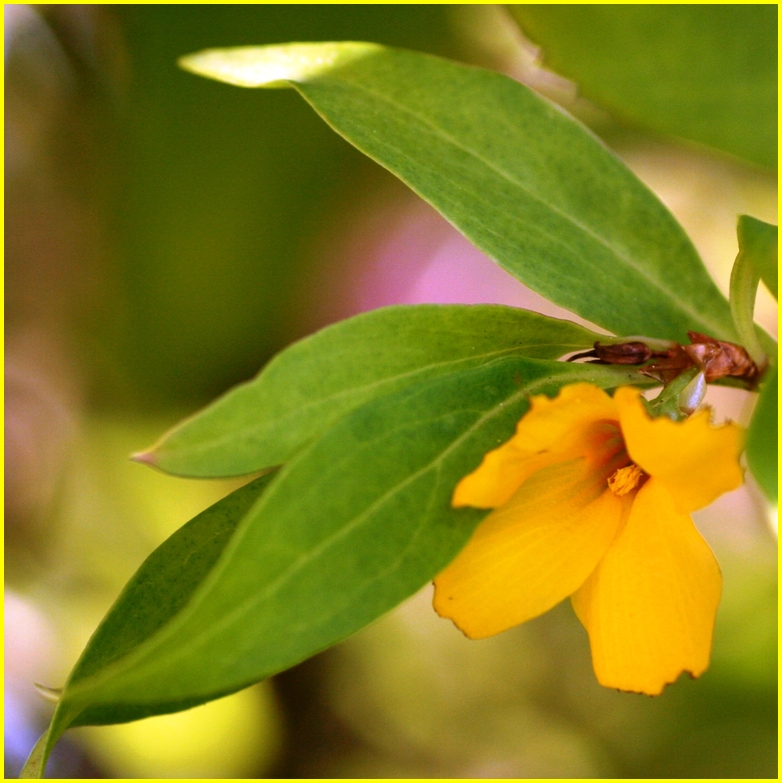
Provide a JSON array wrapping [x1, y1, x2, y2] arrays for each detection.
[[614, 386, 744, 513], [570, 478, 722, 696], [454, 383, 619, 508], [435, 457, 626, 639]]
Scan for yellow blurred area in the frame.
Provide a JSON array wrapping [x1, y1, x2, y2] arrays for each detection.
[[325, 588, 613, 777], [72, 684, 280, 779]]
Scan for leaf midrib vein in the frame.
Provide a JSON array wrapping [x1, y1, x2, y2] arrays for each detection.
[[167, 344, 587, 459], [307, 76, 721, 332], [70, 369, 591, 698]]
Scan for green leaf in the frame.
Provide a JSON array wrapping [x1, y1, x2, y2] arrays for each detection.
[[746, 365, 777, 504], [728, 216, 778, 365], [507, 5, 777, 169], [738, 215, 777, 301], [40, 357, 648, 771], [144, 304, 602, 477], [729, 223, 775, 365], [179, 42, 736, 345], [66, 473, 277, 698], [28, 472, 276, 778]]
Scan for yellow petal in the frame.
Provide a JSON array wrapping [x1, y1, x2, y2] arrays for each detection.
[[570, 478, 722, 696], [435, 457, 627, 639], [614, 386, 744, 513], [453, 383, 619, 508]]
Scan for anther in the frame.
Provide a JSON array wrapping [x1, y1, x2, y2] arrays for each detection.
[[608, 464, 646, 496]]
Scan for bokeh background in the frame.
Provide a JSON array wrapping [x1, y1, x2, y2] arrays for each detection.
[[5, 5, 777, 778]]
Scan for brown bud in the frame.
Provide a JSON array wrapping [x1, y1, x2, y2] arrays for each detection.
[[592, 341, 653, 364], [567, 341, 654, 365], [567, 333, 761, 389], [683, 331, 759, 384]]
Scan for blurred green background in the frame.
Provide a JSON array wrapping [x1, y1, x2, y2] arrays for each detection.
[[5, 5, 776, 778]]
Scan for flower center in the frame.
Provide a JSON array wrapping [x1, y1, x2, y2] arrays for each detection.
[[586, 421, 630, 470], [607, 463, 647, 496], [585, 421, 648, 496]]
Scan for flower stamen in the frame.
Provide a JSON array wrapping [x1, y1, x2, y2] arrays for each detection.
[[608, 464, 647, 496]]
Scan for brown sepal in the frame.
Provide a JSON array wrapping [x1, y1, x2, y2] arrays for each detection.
[[681, 331, 760, 385], [568, 334, 761, 388]]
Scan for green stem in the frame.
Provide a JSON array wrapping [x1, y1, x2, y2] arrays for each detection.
[[596, 334, 677, 352], [730, 238, 768, 367]]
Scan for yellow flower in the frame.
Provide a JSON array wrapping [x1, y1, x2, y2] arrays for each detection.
[[433, 383, 744, 695]]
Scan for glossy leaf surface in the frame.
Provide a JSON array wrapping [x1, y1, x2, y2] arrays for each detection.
[[746, 365, 778, 504], [39, 357, 648, 774], [508, 5, 777, 168], [147, 305, 602, 477], [179, 43, 737, 345]]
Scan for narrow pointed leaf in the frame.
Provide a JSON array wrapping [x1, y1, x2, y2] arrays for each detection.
[[180, 42, 737, 344], [746, 365, 777, 504], [43, 357, 648, 761], [31, 473, 276, 778], [66, 473, 276, 692], [146, 304, 602, 477]]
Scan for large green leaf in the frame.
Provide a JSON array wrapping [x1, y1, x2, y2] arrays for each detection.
[[179, 42, 737, 345], [33, 357, 648, 776], [746, 365, 777, 505], [23, 472, 276, 778], [64, 473, 276, 692], [144, 304, 601, 477], [507, 5, 777, 169]]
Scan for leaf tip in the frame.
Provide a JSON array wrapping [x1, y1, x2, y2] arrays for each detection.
[[129, 449, 157, 467]]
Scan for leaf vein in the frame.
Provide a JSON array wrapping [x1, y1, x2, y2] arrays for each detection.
[[313, 77, 720, 333]]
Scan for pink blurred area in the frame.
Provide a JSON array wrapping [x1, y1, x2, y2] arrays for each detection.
[[353, 201, 598, 324], [300, 183, 603, 334]]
